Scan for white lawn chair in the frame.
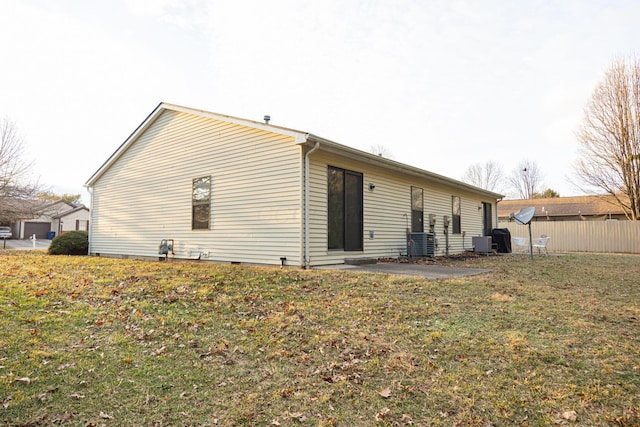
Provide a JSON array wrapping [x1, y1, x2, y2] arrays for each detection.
[[512, 237, 528, 253], [532, 236, 550, 255]]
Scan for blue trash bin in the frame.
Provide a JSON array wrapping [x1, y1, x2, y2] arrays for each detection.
[[47, 231, 56, 239]]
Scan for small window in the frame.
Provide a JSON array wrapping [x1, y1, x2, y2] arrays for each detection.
[[75, 220, 89, 231], [192, 176, 211, 230], [411, 186, 423, 232], [452, 196, 461, 234]]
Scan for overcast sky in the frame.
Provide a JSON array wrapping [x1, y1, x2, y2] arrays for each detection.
[[2, 0, 639, 203]]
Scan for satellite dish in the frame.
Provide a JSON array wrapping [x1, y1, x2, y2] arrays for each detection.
[[510, 207, 535, 225], [509, 206, 536, 260]]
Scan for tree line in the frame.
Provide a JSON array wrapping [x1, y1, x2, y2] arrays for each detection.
[[462, 56, 640, 220], [461, 159, 559, 200]]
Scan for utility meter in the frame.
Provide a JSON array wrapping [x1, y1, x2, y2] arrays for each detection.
[[158, 239, 174, 255]]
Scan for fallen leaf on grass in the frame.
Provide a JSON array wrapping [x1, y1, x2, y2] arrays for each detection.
[[3, 397, 11, 408], [562, 410, 577, 421], [378, 387, 391, 398], [57, 363, 75, 371], [491, 292, 515, 303], [15, 377, 31, 385], [401, 414, 414, 424], [375, 407, 390, 422], [55, 412, 73, 423], [99, 411, 113, 419], [69, 393, 85, 399], [151, 346, 167, 356], [287, 412, 306, 422]]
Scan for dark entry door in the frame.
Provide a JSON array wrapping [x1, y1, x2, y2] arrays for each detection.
[[344, 171, 363, 251], [482, 203, 492, 237]]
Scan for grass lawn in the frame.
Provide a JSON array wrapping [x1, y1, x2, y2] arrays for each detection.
[[1, 251, 639, 426]]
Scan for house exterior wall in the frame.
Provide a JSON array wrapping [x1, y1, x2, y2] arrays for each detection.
[[307, 150, 495, 266], [54, 209, 90, 234], [90, 109, 304, 265]]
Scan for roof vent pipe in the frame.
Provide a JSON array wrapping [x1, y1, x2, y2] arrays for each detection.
[[263, 115, 270, 124]]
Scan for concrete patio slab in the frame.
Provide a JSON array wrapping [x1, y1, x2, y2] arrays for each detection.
[[314, 262, 490, 279]]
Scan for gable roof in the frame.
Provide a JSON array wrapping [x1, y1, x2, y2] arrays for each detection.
[[498, 195, 627, 219], [85, 103, 309, 186], [51, 205, 89, 219], [42, 199, 79, 211], [86, 102, 503, 200]]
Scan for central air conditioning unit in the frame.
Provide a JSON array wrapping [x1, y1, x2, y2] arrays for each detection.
[[472, 236, 493, 253], [407, 232, 435, 257]]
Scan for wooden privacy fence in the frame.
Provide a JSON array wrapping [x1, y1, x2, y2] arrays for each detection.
[[497, 220, 640, 254]]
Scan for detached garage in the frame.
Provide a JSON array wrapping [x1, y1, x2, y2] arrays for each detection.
[[23, 222, 51, 239]]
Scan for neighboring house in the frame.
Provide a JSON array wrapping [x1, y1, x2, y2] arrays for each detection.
[[12, 200, 90, 239], [498, 195, 628, 222], [85, 103, 503, 267], [51, 204, 90, 234]]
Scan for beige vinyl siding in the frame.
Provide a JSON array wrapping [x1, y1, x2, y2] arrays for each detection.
[[447, 196, 487, 253], [90, 109, 303, 266], [307, 150, 496, 265], [57, 209, 90, 233]]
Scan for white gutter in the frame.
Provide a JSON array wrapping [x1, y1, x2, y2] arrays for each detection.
[[87, 186, 94, 255], [304, 141, 320, 269]]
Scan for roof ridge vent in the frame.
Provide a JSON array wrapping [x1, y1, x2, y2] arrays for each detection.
[[263, 115, 270, 124]]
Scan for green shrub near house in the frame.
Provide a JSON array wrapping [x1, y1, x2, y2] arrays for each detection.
[[47, 230, 88, 255]]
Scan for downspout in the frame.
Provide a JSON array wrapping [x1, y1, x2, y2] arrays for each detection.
[[304, 141, 320, 269], [87, 186, 94, 255]]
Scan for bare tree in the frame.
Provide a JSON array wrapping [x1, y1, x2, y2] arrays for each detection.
[[508, 159, 544, 199], [461, 161, 505, 193], [368, 144, 394, 159], [0, 117, 40, 223], [573, 57, 640, 220]]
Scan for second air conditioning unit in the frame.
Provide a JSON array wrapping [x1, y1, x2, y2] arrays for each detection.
[[407, 232, 435, 257]]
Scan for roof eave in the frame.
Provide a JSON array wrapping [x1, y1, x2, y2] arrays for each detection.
[[87, 102, 501, 201], [86, 102, 310, 187], [300, 135, 503, 200]]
